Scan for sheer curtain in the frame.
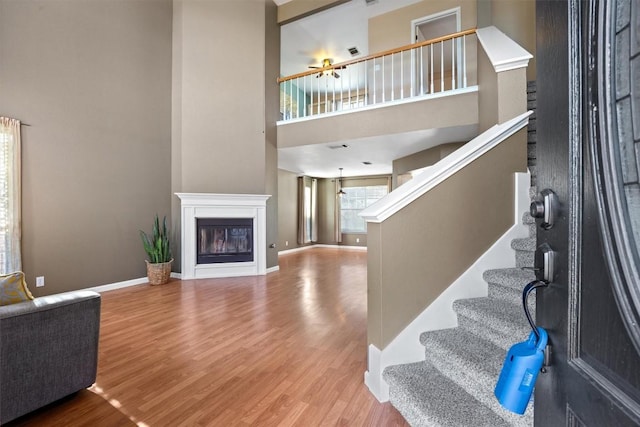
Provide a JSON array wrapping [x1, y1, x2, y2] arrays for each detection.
[[0, 117, 22, 273], [334, 178, 342, 243], [297, 176, 317, 245]]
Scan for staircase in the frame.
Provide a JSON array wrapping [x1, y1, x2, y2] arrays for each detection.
[[383, 204, 538, 426]]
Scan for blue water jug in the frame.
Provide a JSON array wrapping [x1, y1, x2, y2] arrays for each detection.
[[494, 327, 548, 415]]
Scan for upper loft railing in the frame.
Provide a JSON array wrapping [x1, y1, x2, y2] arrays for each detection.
[[278, 28, 477, 122]]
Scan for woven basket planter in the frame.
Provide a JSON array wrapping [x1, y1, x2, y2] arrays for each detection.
[[145, 259, 173, 285]]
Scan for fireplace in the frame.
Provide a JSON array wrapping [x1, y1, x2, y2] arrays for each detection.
[[197, 218, 253, 264], [176, 193, 270, 279]]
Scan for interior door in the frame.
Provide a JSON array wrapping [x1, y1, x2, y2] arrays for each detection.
[[535, 0, 640, 425]]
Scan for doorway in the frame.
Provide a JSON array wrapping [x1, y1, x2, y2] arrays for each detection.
[[410, 8, 461, 95]]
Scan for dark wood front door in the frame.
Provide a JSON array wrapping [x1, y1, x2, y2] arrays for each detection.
[[535, 0, 640, 425]]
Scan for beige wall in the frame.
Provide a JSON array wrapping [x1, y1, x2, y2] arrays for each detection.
[[277, 0, 349, 24], [316, 178, 338, 245], [278, 91, 478, 149], [368, 0, 477, 53], [490, 0, 536, 80], [478, 45, 529, 132], [392, 141, 466, 188], [277, 169, 301, 251], [172, 0, 279, 269], [0, 0, 173, 296], [278, 174, 389, 249], [368, 129, 527, 348], [265, 0, 280, 268]]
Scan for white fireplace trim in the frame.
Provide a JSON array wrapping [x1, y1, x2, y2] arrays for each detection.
[[176, 193, 271, 279]]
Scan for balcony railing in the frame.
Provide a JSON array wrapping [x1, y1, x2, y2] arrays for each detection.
[[278, 28, 477, 122]]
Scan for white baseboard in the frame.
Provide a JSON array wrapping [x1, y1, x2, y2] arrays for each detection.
[[84, 277, 148, 293], [266, 265, 280, 274], [312, 244, 367, 251], [365, 172, 531, 402], [278, 246, 313, 255], [278, 244, 367, 256]]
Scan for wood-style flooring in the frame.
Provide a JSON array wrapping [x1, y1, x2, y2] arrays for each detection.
[[9, 247, 408, 427]]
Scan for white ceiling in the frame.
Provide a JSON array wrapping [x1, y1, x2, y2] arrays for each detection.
[[277, 0, 476, 179], [278, 124, 478, 178]]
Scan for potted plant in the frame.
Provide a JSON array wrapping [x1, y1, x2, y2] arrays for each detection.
[[140, 214, 173, 285]]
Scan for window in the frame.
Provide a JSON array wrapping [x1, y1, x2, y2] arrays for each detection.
[[0, 117, 22, 273], [298, 176, 317, 244], [340, 185, 388, 233]]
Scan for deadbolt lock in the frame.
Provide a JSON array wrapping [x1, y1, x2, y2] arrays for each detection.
[[530, 189, 558, 230]]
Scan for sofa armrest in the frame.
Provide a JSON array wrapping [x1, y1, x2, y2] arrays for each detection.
[[0, 290, 101, 424]]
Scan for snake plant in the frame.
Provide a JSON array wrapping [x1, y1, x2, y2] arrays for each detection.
[[140, 215, 172, 263]]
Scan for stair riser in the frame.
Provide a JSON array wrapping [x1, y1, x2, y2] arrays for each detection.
[[516, 250, 534, 268], [455, 312, 530, 352], [488, 284, 536, 309]]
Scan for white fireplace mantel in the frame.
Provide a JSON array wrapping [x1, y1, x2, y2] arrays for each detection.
[[176, 193, 271, 280]]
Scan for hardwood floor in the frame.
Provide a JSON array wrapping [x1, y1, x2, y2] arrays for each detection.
[[9, 248, 408, 426]]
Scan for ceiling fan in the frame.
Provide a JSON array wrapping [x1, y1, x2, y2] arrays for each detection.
[[309, 58, 347, 78]]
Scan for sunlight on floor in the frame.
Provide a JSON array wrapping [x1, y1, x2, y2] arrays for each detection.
[[91, 384, 149, 427]]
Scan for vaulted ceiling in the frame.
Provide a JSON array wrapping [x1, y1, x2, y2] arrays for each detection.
[[277, 0, 474, 178]]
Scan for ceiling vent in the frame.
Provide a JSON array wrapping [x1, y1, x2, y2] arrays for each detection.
[[363, 161, 372, 165], [328, 144, 349, 150], [365, 0, 378, 5], [348, 47, 360, 56]]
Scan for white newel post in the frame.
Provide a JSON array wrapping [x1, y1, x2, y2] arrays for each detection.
[[176, 193, 271, 279]]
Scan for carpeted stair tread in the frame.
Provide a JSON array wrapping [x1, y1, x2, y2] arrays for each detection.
[[383, 362, 512, 427], [511, 237, 536, 252], [418, 328, 532, 426], [385, 201, 538, 426], [420, 328, 504, 392], [453, 297, 531, 350]]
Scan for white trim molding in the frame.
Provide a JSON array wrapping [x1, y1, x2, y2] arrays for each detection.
[[476, 26, 533, 73], [360, 112, 532, 223], [176, 193, 271, 280], [364, 172, 531, 402]]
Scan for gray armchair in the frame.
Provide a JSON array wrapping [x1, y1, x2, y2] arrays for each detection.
[[0, 290, 101, 424]]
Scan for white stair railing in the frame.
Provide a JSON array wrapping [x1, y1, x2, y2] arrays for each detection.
[[278, 28, 477, 122]]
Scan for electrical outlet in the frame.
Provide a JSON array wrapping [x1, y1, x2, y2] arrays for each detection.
[[356, 238, 360, 243], [36, 276, 45, 287], [285, 241, 289, 247]]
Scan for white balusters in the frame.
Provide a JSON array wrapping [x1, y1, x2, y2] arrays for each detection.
[[278, 30, 475, 121]]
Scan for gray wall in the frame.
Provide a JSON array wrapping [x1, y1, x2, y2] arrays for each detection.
[[277, 169, 301, 251], [0, 0, 173, 295]]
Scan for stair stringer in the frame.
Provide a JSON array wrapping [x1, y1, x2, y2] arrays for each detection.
[[365, 171, 531, 402]]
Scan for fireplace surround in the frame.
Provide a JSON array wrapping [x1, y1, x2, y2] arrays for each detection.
[[176, 193, 270, 279]]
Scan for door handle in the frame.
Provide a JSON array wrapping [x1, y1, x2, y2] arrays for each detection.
[[530, 189, 558, 230]]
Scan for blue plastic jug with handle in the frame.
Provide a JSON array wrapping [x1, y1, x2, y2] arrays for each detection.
[[494, 327, 548, 415]]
